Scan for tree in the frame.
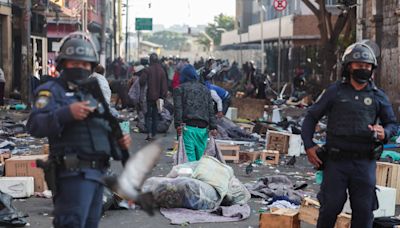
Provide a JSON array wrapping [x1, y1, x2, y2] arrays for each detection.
[[195, 34, 212, 52], [204, 13, 235, 46], [302, 0, 356, 85]]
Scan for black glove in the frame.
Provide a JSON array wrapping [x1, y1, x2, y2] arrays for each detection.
[[135, 192, 158, 216]]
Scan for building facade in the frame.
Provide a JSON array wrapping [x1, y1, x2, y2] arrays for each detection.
[[220, 0, 340, 83], [0, 0, 12, 95]]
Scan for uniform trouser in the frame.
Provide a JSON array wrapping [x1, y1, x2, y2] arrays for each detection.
[[183, 125, 208, 161], [222, 96, 231, 115], [146, 101, 158, 137], [53, 174, 104, 228], [317, 159, 377, 228]]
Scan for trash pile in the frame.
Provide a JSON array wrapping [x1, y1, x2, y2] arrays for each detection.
[[0, 116, 46, 156], [142, 144, 251, 225]]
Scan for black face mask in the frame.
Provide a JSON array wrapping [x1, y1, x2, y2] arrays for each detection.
[[351, 69, 372, 84], [63, 68, 91, 82]]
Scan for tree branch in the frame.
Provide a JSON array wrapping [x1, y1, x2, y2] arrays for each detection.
[[317, 0, 328, 43], [330, 11, 349, 44], [302, 0, 319, 16], [326, 11, 333, 38]]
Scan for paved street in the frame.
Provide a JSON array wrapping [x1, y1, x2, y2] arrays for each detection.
[[13, 124, 319, 228]]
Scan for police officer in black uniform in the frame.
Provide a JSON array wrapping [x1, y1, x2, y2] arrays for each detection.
[[301, 41, 397, 228], [27, 33, 131, 228]]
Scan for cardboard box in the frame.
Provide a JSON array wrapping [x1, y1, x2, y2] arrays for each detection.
[[5, 155, 48, 192], [260, 208, 300, 228], [0, 176, 34, 198]]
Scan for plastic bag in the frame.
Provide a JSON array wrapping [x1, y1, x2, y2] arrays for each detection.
[[142, 177, 174, 193], [222, 177, 251, 206], [166, 161, 199, 178], [173, 135, 188, 165], [153, 177, 220, 210], [204, 137, 226, 164], [192, 156, 234, 199]]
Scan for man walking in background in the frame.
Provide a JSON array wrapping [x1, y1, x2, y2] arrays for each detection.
[[140, 53, 168, 141]]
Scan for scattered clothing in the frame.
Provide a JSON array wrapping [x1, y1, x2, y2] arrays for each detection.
[[160, 204, 250, 225], [245, 175, 305, 205]]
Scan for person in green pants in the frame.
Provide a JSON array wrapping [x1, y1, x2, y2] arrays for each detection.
[[173, 64, 217, 161]]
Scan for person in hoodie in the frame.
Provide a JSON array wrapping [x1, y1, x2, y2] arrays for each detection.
[[173, 64, 217, 161], [140, 53, 168, 141]]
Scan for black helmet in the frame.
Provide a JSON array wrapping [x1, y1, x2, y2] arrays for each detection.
[[149, 53, 158, 64], [56, 32, 99, 70], [341, 42, 377, 68], [341, 41, 378, 80]]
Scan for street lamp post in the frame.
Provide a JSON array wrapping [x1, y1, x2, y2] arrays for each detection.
[[123, 0, 129, 62], [259, 1, 266, 74], [237, 21, 243, 66]]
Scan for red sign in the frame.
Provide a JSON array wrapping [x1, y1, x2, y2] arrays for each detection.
[[273, 0, 287, 11]]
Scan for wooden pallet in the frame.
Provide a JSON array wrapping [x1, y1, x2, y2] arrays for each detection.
[[218, 144, 240, 163], [260, 150, 280, 165], [376, 162, 400, 204], [236, 123, 255, 134], [239, 151, 261, 162], [266, 130, 290, 154], [259, 208, 300, 228], [299, 197, 351, 228]]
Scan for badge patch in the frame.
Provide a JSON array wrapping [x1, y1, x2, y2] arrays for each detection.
[[38, 90, 51, 97], [364, 97, 372, 106], [35, 90, 52, 109]]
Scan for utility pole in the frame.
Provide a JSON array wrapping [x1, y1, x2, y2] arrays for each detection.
[[277, 13, 282, 93], [137, 31, 140, 60], [21, 0, 32, 105], [259, 1, 265, 74], [113, 0, 117, 58], [125, 0, 129, 62], [100, 0, 107, 67], [82, 0, 88, 32]]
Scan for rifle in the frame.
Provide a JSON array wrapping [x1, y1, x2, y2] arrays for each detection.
[[77, 78, 130, 165]]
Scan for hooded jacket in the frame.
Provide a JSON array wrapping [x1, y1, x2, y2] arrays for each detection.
[[173, 65, 217, 129]]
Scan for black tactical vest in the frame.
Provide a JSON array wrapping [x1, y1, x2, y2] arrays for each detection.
[[326, 82, 378, 153], [49, 80, 113, 159]]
